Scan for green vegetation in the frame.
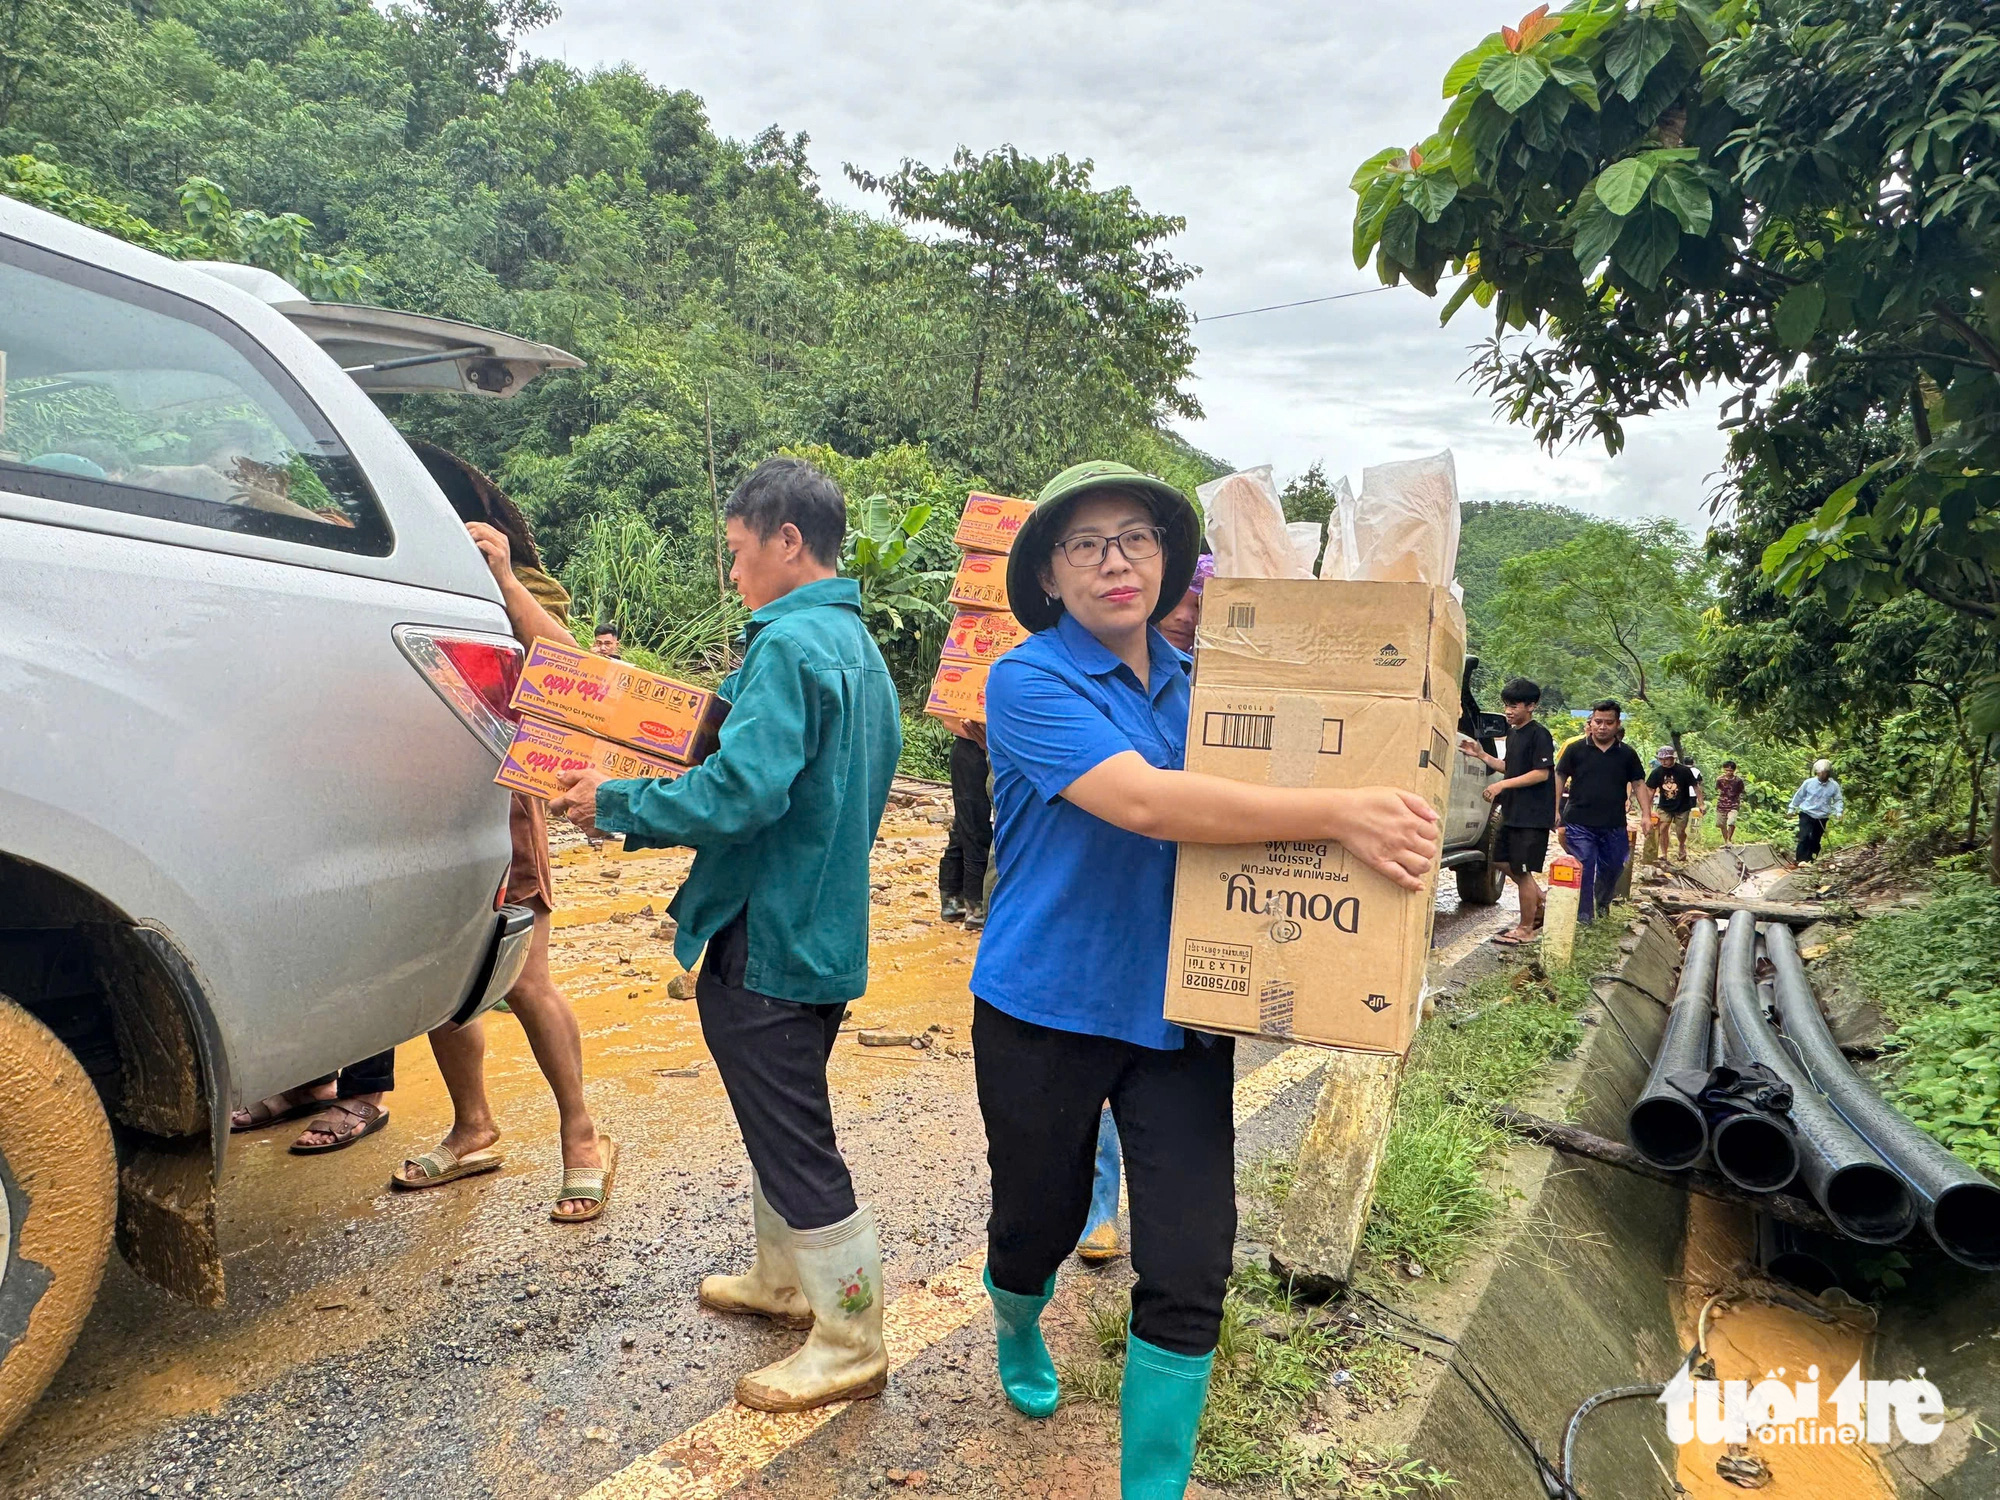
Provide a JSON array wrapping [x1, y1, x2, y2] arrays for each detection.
[[1363, 909, 1630, 1278], [897, 714, 954, 782], [1354, 0, 2000, 878], [2, 0, 1221, 699], [1484, 516, 1712, 730], [1455, 500, 1597, 674], [1060, 1258, 1448, 1497], [1846, 876, 2000, 1173]]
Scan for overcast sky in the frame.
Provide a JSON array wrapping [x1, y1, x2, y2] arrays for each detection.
[[534, 0, 1727, 533]]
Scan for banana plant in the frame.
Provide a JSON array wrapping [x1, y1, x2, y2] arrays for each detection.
[[844, 492, 953, 638]]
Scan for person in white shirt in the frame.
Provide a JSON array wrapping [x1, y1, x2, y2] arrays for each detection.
[[1787, 759, 1844, 862]]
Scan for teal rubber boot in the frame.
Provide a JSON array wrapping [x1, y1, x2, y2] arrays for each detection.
[[983, 1267, 1060, 1418], [1119, 1328, 1215, 1499]]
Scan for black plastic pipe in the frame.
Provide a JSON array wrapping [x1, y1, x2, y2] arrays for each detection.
[[1703, 957, 1801, 1194], [1754, 1213, 1843, 1297], [1717, 913, 1917, 1244], [1766, 924, 2000, 1271], [1628, 920, 1719, 1169]]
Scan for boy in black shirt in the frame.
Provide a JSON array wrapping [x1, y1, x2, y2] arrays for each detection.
[[1554, 700, 1652, 923], [1460, 677, 1555, 946]]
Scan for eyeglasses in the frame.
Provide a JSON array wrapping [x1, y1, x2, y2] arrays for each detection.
[[1054, 525, 1165, 568]]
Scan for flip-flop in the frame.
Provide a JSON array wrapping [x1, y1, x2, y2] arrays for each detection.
[[289, 1099, 390, 1155], [231, 1092, 331, 1133], [389, 1142, 506, 1191], [550, 1137, 618, 1224], [1490, 932, 1530, 947]]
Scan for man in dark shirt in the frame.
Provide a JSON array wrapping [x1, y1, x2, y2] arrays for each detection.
[[1554, 700, 1651, 923], [1713, 761, 1747, 846], [1643, 745, 1703, 866], [1460, 677, 1555, 946]]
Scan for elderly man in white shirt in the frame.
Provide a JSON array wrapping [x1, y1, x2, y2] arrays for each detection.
[[1788, 760, 1845, 862]]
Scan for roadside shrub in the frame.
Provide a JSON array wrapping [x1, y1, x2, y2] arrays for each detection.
[[898, 714, 953, 781]]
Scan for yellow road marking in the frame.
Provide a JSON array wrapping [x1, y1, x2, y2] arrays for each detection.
[[579, 1043, 1328, 1500]]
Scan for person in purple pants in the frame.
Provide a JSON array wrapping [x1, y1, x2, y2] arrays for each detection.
[[1553, 701, 1651, 923]]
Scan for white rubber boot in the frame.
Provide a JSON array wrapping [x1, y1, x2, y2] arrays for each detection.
[[733, 1205, 888, 1413], [699, 1177, 812, 1329]]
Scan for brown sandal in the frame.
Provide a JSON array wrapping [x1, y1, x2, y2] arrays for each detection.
[[231, 1090, 331, 1133], [289, 1099, 391, 1154]]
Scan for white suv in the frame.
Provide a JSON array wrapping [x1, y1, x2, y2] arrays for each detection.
[[0, 197, 575, 1444]]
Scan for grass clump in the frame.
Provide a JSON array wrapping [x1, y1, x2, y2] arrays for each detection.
[[1058, 1262, 1440, 1493], [1847, 873, 2000, 1025], [897, 711, 955, 780], [1361, 906, 1630, 1278], [1280, 1438, 1456, 1499], [1846, 873, 2000, 1175], [1240, 1147, 1299, 1242]]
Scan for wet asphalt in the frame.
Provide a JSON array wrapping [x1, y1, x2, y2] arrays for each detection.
[[0, 811, 1511, 1500]]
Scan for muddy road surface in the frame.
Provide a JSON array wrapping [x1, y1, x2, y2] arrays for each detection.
[[2, 803, 1512, 1500]]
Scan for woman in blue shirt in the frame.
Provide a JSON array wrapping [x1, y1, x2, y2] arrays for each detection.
[[972, 462, 1439, 1498]]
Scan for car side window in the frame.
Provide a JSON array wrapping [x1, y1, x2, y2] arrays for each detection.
[[0, 234, 390, 554]]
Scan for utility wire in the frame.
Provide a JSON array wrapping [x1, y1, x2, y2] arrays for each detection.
[[1194, 285, 1394, 323]]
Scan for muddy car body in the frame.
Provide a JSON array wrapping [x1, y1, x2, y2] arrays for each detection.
[[0, 198, 571, 1442]]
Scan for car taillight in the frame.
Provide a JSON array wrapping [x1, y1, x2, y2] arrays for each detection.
[[438, 637, 524, 724], [393, 625, 525, 762]]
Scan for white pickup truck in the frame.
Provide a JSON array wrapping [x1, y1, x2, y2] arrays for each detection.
[[1443, 663, 1510, 905], [0, 197, 581, 1446]]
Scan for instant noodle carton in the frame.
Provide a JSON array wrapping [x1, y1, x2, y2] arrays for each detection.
[[924, 661, 990, 724], [1163, 579, 1464, 1055], [510, 638, 727, 765], [495, 717, 686, 800], [940, 608, 1028, 666], [952, 492, 1035, 556], [948, 552, 1010, 611]]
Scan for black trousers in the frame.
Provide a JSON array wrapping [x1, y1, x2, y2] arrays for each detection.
[[938, 735, 992, 901], [309, 1049, 394, 1098], [1796, 812, 1828, 863], [973, 998, 1235, 1356], [697, 911, 857, 1231]]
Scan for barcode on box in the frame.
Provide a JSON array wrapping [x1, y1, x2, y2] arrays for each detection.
[[1227, 604, 1256, 629], [1203, 711, 1274, 750], [1181, 938, 1252, 994]]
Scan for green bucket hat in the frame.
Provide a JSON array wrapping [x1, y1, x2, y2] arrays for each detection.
[[1005, 461, 1203, 634]]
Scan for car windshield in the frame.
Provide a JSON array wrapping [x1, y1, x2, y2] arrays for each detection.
[[0, 238, 387, 551]]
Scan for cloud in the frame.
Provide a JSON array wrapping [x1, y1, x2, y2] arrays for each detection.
[[534, 0, 1730, 531]]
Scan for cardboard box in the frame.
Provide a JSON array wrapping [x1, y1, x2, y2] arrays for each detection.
[[953, 492, 1036, 555], [940, 608, 1028, 665], [495, 716, 687, 800], [925, 661, 990, 724], [509, 638, 727, 764], [1163, 579, 1465, 1055], [948, 552, 1010, 611]]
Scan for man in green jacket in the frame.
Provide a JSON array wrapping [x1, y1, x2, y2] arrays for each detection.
[[553, 456, 901, 1413]]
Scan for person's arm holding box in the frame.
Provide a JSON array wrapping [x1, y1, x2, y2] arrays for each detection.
[[553, 636, 813, 846], [992, 662, 1438, 892]]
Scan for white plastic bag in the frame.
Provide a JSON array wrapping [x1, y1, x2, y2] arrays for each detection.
[[1346, 451, 1461, 585], [1316, 474, 1357, 580], [1286, 522, 1322, 577], [1199, 465, 1309, 580]]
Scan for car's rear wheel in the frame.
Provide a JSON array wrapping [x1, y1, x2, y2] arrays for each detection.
[[1454, 819, 1509, 906], [0, 995, 117, 1450]]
